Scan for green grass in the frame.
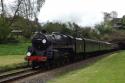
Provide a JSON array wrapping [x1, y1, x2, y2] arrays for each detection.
[[48, 51, 125, 83], [0, 55, 25, 66], [0, 55, 27, 72], [0, 43, 31, 55], [0, 43, 30, 72]]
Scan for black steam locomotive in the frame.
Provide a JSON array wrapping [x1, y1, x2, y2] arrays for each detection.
[[25, 32, 115, 68]]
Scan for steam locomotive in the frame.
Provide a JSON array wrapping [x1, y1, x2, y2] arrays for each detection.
[[25, 32, 115, 68]]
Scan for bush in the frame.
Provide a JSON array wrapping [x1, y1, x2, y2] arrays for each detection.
[[0, 17, 11, 42]]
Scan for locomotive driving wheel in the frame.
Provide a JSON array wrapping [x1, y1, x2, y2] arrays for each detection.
[[31, 61, 38, 69]]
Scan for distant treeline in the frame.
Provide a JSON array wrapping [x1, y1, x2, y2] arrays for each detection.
[[0, 0, 125, 46], [0, 16, 125, 43], [1, 11, 125, 44]]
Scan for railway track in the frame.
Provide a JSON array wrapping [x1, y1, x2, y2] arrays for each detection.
[[0, 59, 81, 83], [0, 51, 116, 83], [14, 52, 115, 83], [0, 68, 42, 83]]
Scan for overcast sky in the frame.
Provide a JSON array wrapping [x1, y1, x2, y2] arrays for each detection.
[[4, 0, 125, 26], [38, 0, 125, 26]]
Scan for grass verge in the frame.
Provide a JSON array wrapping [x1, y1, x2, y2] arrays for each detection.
[[0, 55, 27, 73], [0, 43, 30, 72], [0, 43, 31, 55], [48, 50, 125, 83], [0, 62, 27, 73]]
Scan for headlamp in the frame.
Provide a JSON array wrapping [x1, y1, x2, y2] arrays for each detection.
[[42, 39, 46, 44], [27, 52, 31, 56]]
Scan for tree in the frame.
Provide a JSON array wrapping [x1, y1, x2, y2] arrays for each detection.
[[110, 11, 118, 18], [12, 0, 45, 38], [43, 22, 72, 35], [0, 0, 11, 42], [0, 17, 11, 42], [0, 0, 6, 23], [0, 0, 46, 41], [0, 0, 4, 16], [10, 0, 45, 27]]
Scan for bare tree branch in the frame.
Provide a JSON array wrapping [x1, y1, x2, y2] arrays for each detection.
[[9, 0, 23, 26], [0, 0, 5, 23], [8, 0, 45, 27]]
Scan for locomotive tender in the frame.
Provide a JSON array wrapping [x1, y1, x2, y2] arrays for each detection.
[[25, 32, 114, 68]]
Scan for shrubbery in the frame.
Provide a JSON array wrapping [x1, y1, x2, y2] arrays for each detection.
[[0, 17, 11, 42]]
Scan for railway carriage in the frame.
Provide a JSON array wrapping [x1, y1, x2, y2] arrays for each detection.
[[84, 39, 100, 53]]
